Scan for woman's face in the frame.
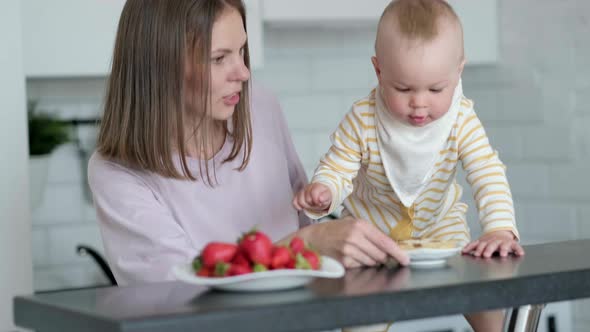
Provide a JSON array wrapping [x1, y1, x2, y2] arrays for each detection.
[[207, 7, 250, 121], [184, 7, 250, 122]]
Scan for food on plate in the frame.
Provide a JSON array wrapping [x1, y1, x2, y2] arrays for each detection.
[[238, 229, 274, 266], [397, 238, 460, 250], [191, 229, 321, 278], [200, 242, 238, 267]]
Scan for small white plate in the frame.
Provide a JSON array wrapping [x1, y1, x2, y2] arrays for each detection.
[[406, 246, 463, 269], [172, 256, 345, 292]]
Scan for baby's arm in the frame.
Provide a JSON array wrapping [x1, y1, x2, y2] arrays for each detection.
[[458, 108, 521, 255], [296, 108, 366, 219]]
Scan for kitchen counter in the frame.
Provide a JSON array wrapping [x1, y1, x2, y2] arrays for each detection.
[[14, 240, 590, 332]]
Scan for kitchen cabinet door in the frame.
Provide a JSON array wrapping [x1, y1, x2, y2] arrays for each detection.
[[262, 0, 498, 65], [244, 0, 263, 69], [21, 0, 126, 77], [22, 0, 264, 77]]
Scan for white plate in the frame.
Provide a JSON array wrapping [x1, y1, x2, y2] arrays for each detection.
[[172, 255, 345, 292], [406, 246, 463, 269]]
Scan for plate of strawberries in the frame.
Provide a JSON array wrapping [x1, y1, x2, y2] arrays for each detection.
[[172, 229, 345, 291]]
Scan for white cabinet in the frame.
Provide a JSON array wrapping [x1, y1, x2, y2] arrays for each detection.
[[260, 0, 498, 65], [244, 0, 264, 69], [449, 0, 498, 65], [21, 0, 126, 77], [21, 0, 264, 77], [20, 0, 497, 77]]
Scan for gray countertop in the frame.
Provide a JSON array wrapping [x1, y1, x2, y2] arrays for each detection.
[[14, 240, 590, 332]]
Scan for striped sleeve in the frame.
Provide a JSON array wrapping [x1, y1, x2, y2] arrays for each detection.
[[457, 107, 520, 239], [307, 107, 366, 219]]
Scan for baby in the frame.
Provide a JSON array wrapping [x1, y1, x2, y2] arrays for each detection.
[[294, 1, 524, 330]]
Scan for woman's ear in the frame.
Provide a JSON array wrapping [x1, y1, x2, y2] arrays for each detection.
[[371, 56, 382, 84]]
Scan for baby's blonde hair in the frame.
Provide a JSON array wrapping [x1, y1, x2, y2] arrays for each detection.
[[376, 0, 464, 57]]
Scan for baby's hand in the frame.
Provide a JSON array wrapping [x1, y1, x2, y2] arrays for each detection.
[[462, 230, 525, 258], [293, 183, 332, 213]]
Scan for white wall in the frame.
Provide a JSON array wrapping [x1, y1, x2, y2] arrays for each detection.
[[24, 0, 590, 330], [0, 1, 33, 331]]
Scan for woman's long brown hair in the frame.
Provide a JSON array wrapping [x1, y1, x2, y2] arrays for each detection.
[[97, 0, 252, 185]]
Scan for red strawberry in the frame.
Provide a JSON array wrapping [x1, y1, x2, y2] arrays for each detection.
[[239, 229, 273, 267], [286, 256, 296, 269], [228, 263, 252, 276], [213, 262, 254, 277], [301, 250, 321, 270], [201, 242, 238, 267], [196, 266, 213, 277], [271, 246, 291, 269], [289, 236, 305, 254], [232, 249, 250, 266]]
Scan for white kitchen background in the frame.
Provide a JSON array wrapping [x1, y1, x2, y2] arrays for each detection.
[[15, 0, 590, 331]]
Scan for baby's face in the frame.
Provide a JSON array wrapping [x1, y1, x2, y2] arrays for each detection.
[[372, 24, 464, 127]]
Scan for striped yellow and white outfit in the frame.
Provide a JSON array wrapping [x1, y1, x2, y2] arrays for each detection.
[[310, 89, 519, 243]]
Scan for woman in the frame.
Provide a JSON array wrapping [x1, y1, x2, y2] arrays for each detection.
[[88, 0, 409, 286]]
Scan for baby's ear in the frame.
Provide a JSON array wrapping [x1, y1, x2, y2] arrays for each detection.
[[457, 57, 466, 76], [371, 56, 382, 82]]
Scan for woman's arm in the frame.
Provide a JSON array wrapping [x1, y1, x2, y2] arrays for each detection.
[[278, 216, 409, 268]]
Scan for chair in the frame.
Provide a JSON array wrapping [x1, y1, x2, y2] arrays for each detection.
[[76, 245, 117, 286]]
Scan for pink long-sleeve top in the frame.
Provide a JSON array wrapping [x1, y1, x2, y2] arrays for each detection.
[[88, 85, 310, 285]]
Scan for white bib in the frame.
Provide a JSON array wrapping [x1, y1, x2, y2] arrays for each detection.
[[375, 80, 463, 207]]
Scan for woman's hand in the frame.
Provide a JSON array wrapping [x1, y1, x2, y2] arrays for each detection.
[[296, 216, 410, 268], [292, 183, 332, 214], [462, 230, 525, 258]]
